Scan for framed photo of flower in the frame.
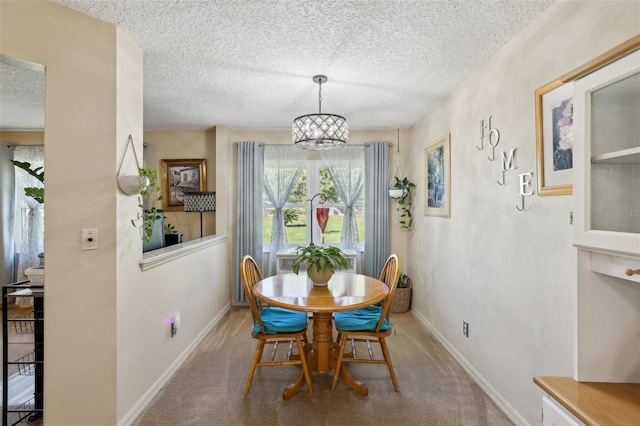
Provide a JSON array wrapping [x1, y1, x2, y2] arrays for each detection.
[[535, 78, 573, 195], [424, 134, 451, 217], [161, 159, 207, 211]]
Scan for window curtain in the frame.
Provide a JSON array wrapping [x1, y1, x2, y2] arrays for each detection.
[[319, 146, 365, 271], [364, 142, 389, 278], [0, 145, 16, 289], [14, 145, 44, 282], [263, 146, 308, 276], [236, 142, 264, 303]]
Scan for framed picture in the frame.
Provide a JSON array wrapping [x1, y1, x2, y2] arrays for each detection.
[[161, 159, 207, 211], [424, 134, 451, 217], [535, 78, 573, 196]]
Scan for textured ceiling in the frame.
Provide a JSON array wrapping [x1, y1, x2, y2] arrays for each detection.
[[1, 0, 555, 131]]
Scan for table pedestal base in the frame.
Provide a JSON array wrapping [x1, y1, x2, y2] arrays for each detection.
[[282, 312, 368, 400]]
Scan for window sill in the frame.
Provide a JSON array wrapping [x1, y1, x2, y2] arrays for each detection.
[[139, 235, 227, 271]]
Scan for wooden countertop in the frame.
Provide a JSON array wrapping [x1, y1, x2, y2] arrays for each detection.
[[534, 376, 640, 425]]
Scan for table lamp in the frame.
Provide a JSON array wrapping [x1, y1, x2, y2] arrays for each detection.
[[184, 191, 216, 238]]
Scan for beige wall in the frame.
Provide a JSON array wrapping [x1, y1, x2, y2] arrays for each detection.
[[2, 2, 121, 423], [143, 130, 217, 240], [406, 1, 640, 424], [1, 2, 231, 425]]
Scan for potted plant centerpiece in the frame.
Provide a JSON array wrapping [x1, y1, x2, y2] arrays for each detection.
[[391, 273, 412, 313], [291, 245, 348, 286]]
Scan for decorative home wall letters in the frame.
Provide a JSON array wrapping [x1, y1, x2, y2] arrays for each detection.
[[478, 116, 534, 211]]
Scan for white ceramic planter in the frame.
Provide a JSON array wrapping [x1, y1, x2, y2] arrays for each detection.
[[25, 266, 44, 286]]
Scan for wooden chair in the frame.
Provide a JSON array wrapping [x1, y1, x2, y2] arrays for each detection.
[[240, 255, 313, 396], [331, 254, 401, 391]]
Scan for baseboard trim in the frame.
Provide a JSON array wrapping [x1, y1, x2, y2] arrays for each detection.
[[118, 302, 232, 426], [410, 309, 529, 426]]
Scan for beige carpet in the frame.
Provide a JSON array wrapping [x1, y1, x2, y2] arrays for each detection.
[[133, 307, 513, 426]]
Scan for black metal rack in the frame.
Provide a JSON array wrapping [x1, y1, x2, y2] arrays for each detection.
[[2, 281, 44, 426]]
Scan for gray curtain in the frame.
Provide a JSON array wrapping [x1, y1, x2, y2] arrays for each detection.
[[236, 142, 264, 303], [1, 145, 16, 288], [319, 146, 365, 270], [263, 146, 307, 276], [364, 142, 389, 278]]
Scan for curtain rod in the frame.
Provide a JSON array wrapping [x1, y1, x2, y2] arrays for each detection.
[[233, 143, 392, 147]]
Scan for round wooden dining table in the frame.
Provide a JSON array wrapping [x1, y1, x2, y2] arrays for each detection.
[[254, 272, 388, 399]]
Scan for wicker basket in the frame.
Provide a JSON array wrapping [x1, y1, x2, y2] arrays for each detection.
[[391, 279, 412, 313]]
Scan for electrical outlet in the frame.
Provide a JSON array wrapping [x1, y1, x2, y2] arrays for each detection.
[[463, 320, 469, 338], [171, 319, 177, 338]]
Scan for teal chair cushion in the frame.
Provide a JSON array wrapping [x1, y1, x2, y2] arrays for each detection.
[[253, 307, 307, 335], [334, 305, 390, 331]]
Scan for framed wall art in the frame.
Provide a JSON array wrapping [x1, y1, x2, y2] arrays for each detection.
[[535, 78, 574, 195], [424, 134, 451, 217], [161, 159, 207, 211]]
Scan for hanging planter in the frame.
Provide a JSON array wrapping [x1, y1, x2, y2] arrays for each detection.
[[388, 129, 416, 230], [388, 187, 406, 199], [117, 135, 146, 195]]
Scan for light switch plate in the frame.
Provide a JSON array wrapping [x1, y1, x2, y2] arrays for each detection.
[[82, 228, 98, 250]]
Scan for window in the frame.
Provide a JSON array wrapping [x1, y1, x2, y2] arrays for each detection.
[[12, 145, 44, 279], [263, 158, 365, 249]]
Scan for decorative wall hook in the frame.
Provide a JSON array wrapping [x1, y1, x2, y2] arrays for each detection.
[[487, 142, 497, 161], [516, 195, 526, 211], [497, 170, 506, 186]]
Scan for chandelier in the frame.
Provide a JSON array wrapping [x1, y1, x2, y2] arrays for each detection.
[[292, 75, 348, 150]]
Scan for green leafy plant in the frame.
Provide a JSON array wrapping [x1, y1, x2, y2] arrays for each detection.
[[283, 208, 300, 227], [11, 160, 44, 204], [291, 244, 348, 277], [392, 176, 416, 231], [131, 167, 163, 243], [164, 223, 178, 234], [398, 273, 411, 288]]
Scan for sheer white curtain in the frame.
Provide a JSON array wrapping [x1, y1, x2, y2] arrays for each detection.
[[264, 146, 308, 276], [1, 145, 16, 287], [13, 145, 44, 281], [320, 146, 365, 271]]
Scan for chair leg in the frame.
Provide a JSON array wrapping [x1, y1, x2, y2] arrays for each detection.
[[379, 337, 399, 392], [331, 334, 348, 390], [296, 336, 313, 394], [245, 340, 265, 395]]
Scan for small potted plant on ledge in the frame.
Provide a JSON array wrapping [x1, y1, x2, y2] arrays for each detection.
[[391, 273, 412, 313], [164, 223, 183, 246], [291, 245, 348, 286]]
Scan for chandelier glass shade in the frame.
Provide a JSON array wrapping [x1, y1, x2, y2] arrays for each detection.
[[292, 75, 348, 150]]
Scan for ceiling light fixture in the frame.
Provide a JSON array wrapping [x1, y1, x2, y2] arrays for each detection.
[[292, 75, 348, 150]]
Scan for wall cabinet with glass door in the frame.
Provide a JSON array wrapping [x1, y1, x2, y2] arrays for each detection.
[[573, 48, 640, 261], [572, 45, 640, 385]]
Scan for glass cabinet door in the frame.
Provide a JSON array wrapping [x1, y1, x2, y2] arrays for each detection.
[[573, 49, 640, 256], [590, 69, 640, 233]]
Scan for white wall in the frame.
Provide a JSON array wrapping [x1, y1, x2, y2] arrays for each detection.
[[406, 1, 640, 424]]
